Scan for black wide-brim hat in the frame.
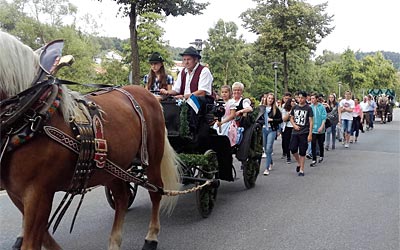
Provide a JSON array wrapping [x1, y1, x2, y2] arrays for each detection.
[[179, 46, 201, 59], [149, 52, 164, 63]]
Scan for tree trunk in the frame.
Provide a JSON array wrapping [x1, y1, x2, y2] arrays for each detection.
[[129, 3, 140, 85], [283, 51, 289, 93]]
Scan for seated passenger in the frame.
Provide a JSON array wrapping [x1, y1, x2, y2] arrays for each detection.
[[143, 52, 173, 101], [231, 81, 253, 129], [213, 85, 237, 146]]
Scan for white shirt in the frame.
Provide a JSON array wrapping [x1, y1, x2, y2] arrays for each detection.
[[172, 63, 213, 95], [281, 108, 293, 127], [339, 99, 355, 121], [359, 101, 369, 112], [232, 97, 252, 109]]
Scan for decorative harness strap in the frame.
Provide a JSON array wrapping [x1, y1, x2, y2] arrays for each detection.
[[43, 126, 162, 194], [114, 88, 149, 166]]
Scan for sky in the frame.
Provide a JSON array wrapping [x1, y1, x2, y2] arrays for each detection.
[[69, 0, 400, 55]]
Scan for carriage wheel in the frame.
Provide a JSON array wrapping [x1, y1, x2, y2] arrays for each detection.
[[195, 150, 218, 218], [243, 124, 262, 189], [105, 182, 138, 210]]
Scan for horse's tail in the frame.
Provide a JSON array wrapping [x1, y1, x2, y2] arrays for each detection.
[[160, 129, 181, 215]]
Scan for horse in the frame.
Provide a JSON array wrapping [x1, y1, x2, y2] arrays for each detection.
[[0, 31, 180, 250], [377, 94, 389, 123]]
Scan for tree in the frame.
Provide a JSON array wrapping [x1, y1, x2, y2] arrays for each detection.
[[241, 0, 334, 92], [360, 52, 398, 90], [202, 19, 253, 90], [333, 49, 365, 95], [102, 0, 209, 85], [136, 12, 172, 79]]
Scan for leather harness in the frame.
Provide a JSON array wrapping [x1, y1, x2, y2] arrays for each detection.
[[1, 77, 166, 233]]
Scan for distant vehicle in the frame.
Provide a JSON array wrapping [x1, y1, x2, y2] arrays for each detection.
[[368, 89, 396, 122]]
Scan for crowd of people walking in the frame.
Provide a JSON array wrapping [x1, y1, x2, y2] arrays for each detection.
[[260, 90, 379, 177]]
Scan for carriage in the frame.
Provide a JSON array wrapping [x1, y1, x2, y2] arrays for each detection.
[[368, 89, 396, 123], [105, 95, 264, 218]]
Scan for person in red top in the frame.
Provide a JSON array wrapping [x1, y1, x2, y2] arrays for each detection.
[[160, 46, 213, 99]]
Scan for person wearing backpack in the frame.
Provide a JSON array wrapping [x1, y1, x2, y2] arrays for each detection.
[[325, 94, 339, 150]]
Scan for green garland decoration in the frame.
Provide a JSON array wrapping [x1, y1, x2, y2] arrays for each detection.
[[179, 103, 189, 137], [178, 153, 209, 168]]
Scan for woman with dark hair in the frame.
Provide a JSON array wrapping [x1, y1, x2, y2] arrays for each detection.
[[143, 52, 173, 100], [281, 98, 295, 164], [325, 93, 339, 150]]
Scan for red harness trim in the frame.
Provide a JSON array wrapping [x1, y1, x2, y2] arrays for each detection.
[[92, 114, 107, 168]]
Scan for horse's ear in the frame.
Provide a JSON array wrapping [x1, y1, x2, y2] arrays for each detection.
[[37, 39, 65, 74]]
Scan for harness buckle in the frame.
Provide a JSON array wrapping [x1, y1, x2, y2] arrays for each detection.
[[95, 138, 107, 152], [30, 115, 43, 132]]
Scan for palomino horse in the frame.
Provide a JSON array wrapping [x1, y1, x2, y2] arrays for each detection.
[[377, 94, 389, 123], [0, 31, 180, 250]]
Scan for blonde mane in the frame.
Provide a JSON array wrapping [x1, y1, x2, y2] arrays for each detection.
[[0, 31, 75, 122]]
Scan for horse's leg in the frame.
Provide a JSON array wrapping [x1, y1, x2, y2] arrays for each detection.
[[142, 192, 162, 250], [21, 188, 54, 250], [8, 191, 62, 250], [7, 192, 24, 250], [107, 180, 129, 250]]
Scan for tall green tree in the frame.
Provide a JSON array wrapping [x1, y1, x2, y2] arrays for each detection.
[[102, 0, 209, 85], [360, 52, 398, 90], [336, 49, 362, 94], [241, 0, 334, 92], [136, 12, 172, 79], [202, 19, 253, 89]]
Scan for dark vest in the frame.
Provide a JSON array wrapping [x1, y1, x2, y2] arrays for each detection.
[[179, 64, 205, 95]]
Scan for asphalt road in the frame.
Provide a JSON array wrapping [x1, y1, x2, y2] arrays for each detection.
[[1, 109, 399, 250]]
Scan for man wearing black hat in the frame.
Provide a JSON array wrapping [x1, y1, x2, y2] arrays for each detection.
[[160, 46, 213, 99]]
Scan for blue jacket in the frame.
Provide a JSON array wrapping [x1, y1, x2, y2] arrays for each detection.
[[311, 103, 327, 134]]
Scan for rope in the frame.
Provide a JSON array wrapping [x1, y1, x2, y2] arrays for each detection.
[[163, 180, 212, 196]]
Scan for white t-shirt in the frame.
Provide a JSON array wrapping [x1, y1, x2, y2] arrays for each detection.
[[359, 101, 369, 112], [339, 99, 355, 121], [281, 108, 293, 127]]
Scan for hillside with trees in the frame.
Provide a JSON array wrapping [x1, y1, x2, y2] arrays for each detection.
[[356, 51, 400, 70]]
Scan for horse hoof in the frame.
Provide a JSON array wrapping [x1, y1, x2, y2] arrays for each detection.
[[12, 237, 23, 250], [142, 240, 158, 250]]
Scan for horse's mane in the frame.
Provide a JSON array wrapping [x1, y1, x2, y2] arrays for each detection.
[[0, 31, 39, 97], [0, 31, 74, 122]]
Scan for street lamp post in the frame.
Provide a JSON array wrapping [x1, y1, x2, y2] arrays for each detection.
[[271, 62, 280, 98], [274, 63, 278, 98], [338, 81, 342, 98], [190, 39, 203, 53]]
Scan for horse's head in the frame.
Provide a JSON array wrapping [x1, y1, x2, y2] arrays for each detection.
[[0, 31, 76, 123], [0, 31, 41, 99]]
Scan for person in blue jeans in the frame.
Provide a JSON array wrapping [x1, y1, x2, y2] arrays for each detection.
[[259, 93, 282, 176], [338, 91, 355, 148]]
